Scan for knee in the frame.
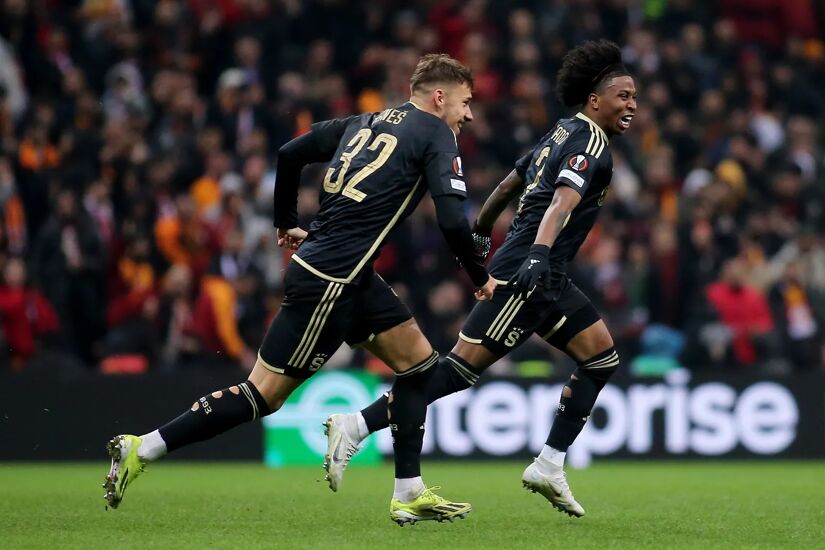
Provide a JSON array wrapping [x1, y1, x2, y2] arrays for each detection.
[[577, 347, 620, 385], [246, 361, 304, 416], [557, 347, 620, 418], [241, 379, 280, 418], [444, 352, 482, 387], [393, 350, 439, 377], [247, 383, 286, 415]]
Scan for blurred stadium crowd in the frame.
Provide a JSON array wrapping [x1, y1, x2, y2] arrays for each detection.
[[0, 0, 824, 375]]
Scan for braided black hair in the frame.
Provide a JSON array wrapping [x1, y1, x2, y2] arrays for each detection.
[[556, 40, 630, 107]]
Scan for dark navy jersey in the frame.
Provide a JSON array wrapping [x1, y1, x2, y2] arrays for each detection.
[[488, 112, 614, 280], [293, 102, 466, 283]]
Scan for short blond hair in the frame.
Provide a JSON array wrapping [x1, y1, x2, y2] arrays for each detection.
[[410, 54, 473, 92]]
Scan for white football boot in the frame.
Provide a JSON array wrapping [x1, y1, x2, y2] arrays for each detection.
[[322, 414, 363, 492], [521, 459, 586, 517]]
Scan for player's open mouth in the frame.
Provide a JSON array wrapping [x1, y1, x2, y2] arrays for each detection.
[[618, 114, 633, 130]]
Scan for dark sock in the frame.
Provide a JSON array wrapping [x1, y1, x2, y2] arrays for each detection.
[[360, 353, 479, 433], [158, 381, 271, 453], [360, 393, 390, 433], [547, 348, 618, 451], [389, 351, 439, 478]]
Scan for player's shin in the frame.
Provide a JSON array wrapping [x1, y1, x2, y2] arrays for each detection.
[[156, 381, 272, 454], [360, 352, 479, 434], [388, 351, 438, 499], [545, 347, 619, 456]]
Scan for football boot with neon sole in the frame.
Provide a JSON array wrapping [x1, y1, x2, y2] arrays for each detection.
[[390, 487, 472, 526], [103, 435, 146, 509]]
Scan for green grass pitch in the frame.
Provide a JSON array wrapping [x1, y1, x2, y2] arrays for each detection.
[[1, 461, 823, 549]]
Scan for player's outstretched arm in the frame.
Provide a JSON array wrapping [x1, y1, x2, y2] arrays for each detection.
[[534, 185, 581, 248], [471, 170, 524, 260], [509, 186, 581, 298]]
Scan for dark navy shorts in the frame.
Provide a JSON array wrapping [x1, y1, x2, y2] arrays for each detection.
[[460, 276, 601, 357], [258, 261, 412, 379]]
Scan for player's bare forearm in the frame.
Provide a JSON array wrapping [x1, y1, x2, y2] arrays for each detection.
[[534, 186, 581, 249], [476, 170, 525, 232]]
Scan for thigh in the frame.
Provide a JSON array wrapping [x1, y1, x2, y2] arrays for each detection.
[[346, 271, 432, 373], [460, 283, 554, 357], [450, 338, 501, 373], [363, 318, 434, 373], [344, 271, 413, 347], [258, 261, 354, 379], [534, 282, 614, 361], [564, 319, 614, 362], [536, 282, 598, 347]]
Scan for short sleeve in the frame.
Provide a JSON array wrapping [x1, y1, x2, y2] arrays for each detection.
[[555, 152, 598, 196], [514, 149, 533, 180], [515, 129, 555, 180], [424, 122, 467, 198]]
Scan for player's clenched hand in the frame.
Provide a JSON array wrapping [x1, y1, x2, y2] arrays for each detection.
[[509, 244, 551, 299], [277, 227, 307, 250], [474, 275, 499, 301]]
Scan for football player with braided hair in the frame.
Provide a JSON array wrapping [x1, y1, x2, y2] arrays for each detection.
[[325, 39, 637, 518]]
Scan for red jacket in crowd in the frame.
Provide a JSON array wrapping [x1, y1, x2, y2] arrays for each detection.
[[706, 281, 774, 366], [0, 287, 59, 368]]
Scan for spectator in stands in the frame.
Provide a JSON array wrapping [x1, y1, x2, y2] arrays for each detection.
[[768, 227, 825, 292], [154, 194, 219, 282], [16, 121, 58, 242], [647, 221, 683, 327], [32, 189, 105, 365], [191, 229, 256, 369], [0, 155, 25, 254], [0, 256, 59, 370], [769, 260, 824, 370], [190, 150, 232, 221], [104, 234, 158, 362], [705, 257, 776, 368], [206, 68, 269, 155], [156, 263, 197, 369]]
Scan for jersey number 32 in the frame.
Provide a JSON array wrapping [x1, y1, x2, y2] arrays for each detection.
[[323, 129, 398, 202]]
